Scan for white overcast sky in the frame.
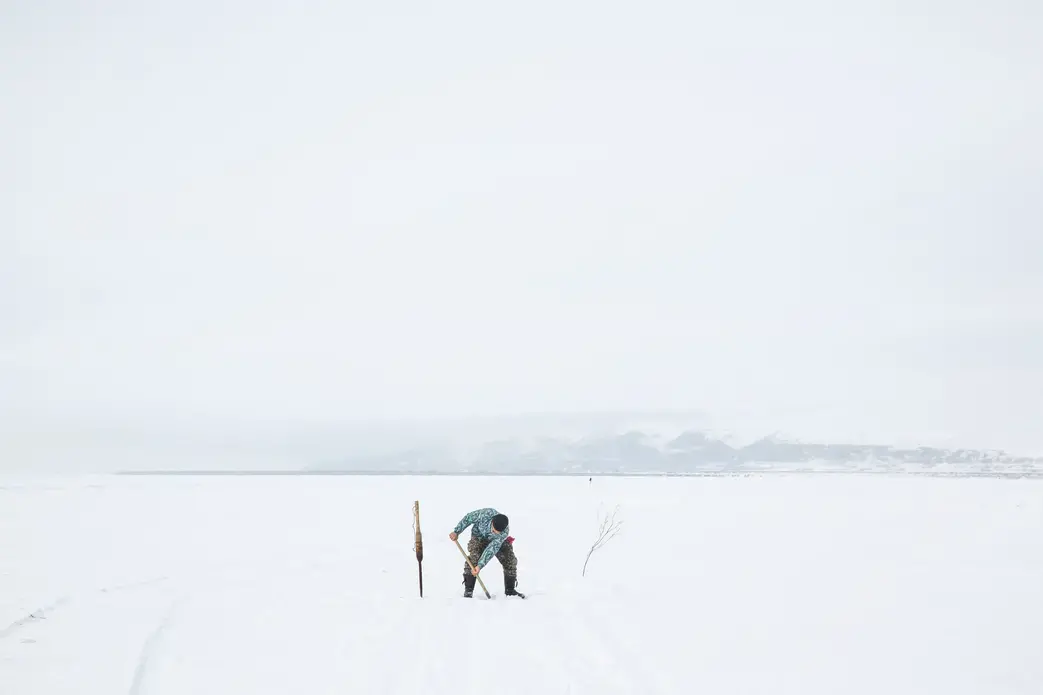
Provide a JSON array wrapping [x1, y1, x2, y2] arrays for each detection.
[[3, 0, 1043, 462]]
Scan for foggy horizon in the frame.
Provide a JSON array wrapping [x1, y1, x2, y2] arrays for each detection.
[[4, 1, 1043, 470]]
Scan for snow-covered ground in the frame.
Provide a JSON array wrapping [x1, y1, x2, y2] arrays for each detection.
[[2, 473, 1041, 694]]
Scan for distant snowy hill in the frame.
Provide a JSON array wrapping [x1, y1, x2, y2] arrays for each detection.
[[307, 427, 1043, 477]]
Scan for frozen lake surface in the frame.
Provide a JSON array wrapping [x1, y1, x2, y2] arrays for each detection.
[[2, 473, 1041, 694]]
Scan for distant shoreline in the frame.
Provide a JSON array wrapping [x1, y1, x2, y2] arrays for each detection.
[[115, 469, 1043, 479]]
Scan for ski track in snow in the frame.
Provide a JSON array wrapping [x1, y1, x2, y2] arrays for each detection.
[[530, 598, 629, 694], [124, 579, 673, 694], [0, 596, 73, 641], [562, 596, 680, 695], [349, 585, 674, 695], [0, 577, 169, 641], [348, 598, 416, 695], [128, 594, 185, 695], [0, 578, 179, 694]]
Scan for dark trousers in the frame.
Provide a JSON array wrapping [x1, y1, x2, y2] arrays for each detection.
[[464, 534, 518, 578]]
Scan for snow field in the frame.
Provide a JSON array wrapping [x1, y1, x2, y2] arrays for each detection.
[[1, 474, 1041, 694]]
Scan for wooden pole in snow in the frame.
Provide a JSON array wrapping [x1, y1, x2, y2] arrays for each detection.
[[413, 500, 424, 597]]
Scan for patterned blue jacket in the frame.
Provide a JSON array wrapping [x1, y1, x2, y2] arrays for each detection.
[[453, 508, 509, 569]]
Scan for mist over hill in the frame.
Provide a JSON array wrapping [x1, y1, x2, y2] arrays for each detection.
[[307, 423, 1043, 477], [13, 409, 1042, 477]]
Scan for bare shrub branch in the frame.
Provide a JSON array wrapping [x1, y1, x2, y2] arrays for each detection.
[[582, 504, 623, 577]]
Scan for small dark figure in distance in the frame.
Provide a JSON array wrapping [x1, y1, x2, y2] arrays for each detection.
[[449, 508, 522, 598]]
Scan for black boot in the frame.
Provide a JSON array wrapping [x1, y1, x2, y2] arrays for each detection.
[[504, 574, 524, 598], [462, 572, 476, 598]]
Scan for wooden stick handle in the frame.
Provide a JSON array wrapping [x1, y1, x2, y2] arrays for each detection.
[[413, 501, 423, 561], [454, 537, 491, 598]]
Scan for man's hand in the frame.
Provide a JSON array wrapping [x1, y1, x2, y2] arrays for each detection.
[[448, 531, 457, 541], [471, 565, 480, 577]]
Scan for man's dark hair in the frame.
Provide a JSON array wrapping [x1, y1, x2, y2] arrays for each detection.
[[492, 514, 509, 532]]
